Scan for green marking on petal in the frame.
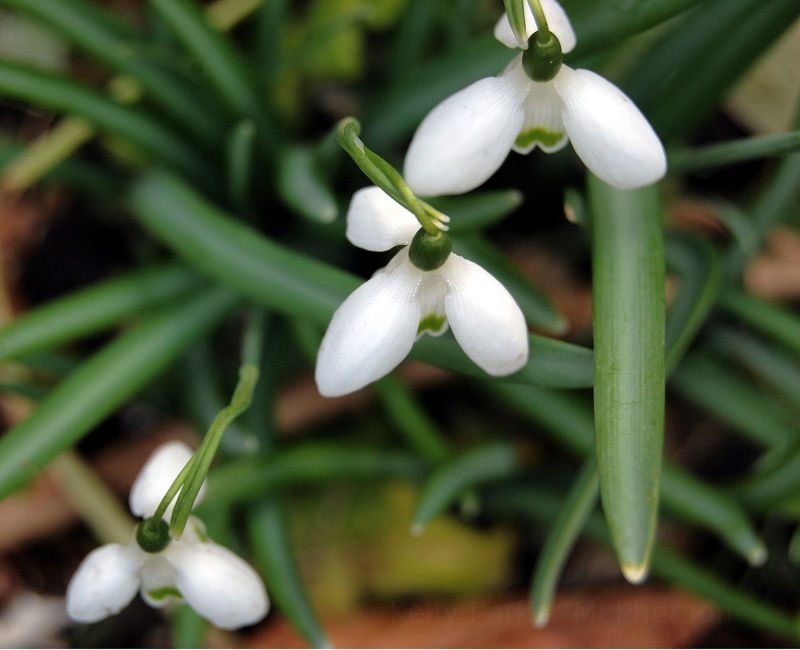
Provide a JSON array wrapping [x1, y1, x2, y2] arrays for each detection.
[[417, 314, 446, 336], [516, 127, 565, 149], [147, 586, 183, 602]]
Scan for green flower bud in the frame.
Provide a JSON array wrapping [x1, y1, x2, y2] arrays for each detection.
[[408, 228, 452, 271], [522, 31, 563, 82], [136, 517, 171, 553]]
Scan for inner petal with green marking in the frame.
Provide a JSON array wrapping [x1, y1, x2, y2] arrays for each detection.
[[417, 313, 447, 336], [146, 586, 183, 602], [516, 127, 565, 150]]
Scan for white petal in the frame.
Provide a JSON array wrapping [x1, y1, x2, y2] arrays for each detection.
[[493, 0, 576, 53], [442, 255, 529, 375], [403, 71, 528, 197], [554, 66, 667, 189], [514, 80, 568, 154], [129, 441, 206, 520], [315, 249, 422, 397], [66, 543, 143, 623], [166, 540, 269, 630], [416, 270, 449, 338], [346, 186, 420, 251]]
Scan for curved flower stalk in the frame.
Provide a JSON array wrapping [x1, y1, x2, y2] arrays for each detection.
[[403, 0, 666, 194], [315, 186, 529, 397], [66, 441, 269, 630]]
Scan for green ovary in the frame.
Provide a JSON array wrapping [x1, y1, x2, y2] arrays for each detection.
[[515, 127, 564, 149], [417, 314, 446, 336]]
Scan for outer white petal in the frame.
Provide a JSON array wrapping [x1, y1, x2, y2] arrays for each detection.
[[493, 0, 576, 53], [553, 66, 667, 189], [315, 249, 422, 397], [129, 441, 206, 520], [166, 540, 269, 630], [514, 79, 568, 154], [403, 71, 528, 197], [442, 255, 529, 376], [66, 543, 144, 623], [346, 186, 420, 251]]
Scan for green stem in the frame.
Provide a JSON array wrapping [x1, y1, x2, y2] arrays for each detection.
[[527, 0, 551, 41]]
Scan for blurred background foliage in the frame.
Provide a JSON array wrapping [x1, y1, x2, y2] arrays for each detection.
[[0, 0, 798, 647]]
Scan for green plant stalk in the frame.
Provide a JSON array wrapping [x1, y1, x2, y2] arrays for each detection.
[[130, 171, 595, 388], [410, 442, 518, 534], [503, 0, 529, 46], [488, 383, 766, 565], [169, 363, 259, 537], [206, 0, 263, 30], [172, 605, 208, 649], [247, 497, 331, 649], [227, 120, 257, 212], [733, 443, 800, 510], [589, 176, 665, 582], [0, 265, 200, 362], [0, 61, 217, 189], [0, 288, 237, 499], [668, 130, 800, 174], [530, 458, 599, 626]]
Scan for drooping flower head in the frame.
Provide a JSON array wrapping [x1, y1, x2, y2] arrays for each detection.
[[66, 441, 269, 630], [403, 0, 666, 195], [315, 187, 529, 397]]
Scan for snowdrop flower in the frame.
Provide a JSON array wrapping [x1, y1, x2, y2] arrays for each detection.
[[403, 0, 666, 194], [315, 186, 529, 397], [66, 441, 268, 630]]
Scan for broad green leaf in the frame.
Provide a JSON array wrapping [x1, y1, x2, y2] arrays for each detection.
[[589, 176, 665, 582]]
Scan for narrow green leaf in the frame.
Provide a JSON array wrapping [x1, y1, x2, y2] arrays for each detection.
[[130, 171, 595, 388], [227, 119, 257, 212], [712, 328, 800, 415], [0, 61, 216, 188], [670, 352, 797, 449], [0, 288, 237, 499], [625, 0, 800, 141], [247, 498, 331, 649], [488, 383, 767, 565], [453, 233, 568, 334], [725, 150, 800, 276], [718, 288, 800, 357], [664, 234, 723, 373], [277, 145, 338, 223], [485, 486, 797, 642], [0, 265, 200, 362], [149, 0, 261, 117], [562, 0, 709, 60], [429, 190, 523, 234], [589, 176, 665, 582], [530, 458, 599, 626], [410, 443, 518, 534], [0, 0, 226, 143], [733, 443, 800, 510], [668, 131, 800, 174], [790, 526, 800, 565], [374, 374, 451, 464], [204, 444, 427, 508]]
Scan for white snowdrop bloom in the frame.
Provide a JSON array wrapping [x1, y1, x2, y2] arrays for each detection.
[[403, 0, 666, 194], [315, 187, 529, 397], [66, 441, 269, 630]]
